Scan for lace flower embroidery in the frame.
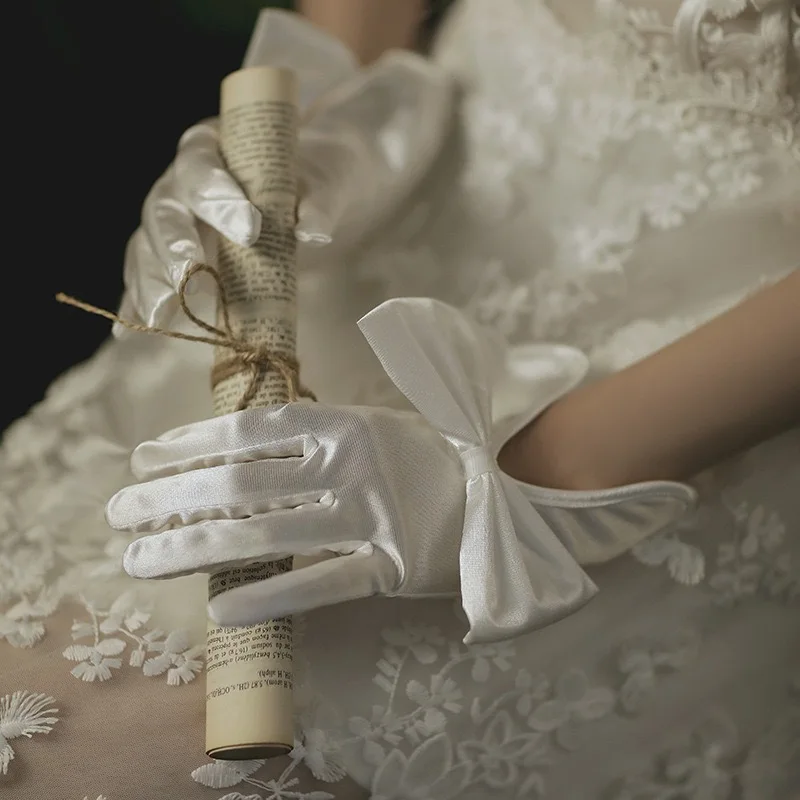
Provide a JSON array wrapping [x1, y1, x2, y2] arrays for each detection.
[[192, 755, 336, 800], [632, 531, 706, 586], [617, 628, 702, 714], [0, 690, 59, 774], [371, 734, 473, 800], [612, 677, 800, 800], [342, 619, 615, 797], [63, 594, 203, 684], [710, 502, 799, 606], [614, 712, 740, 799]]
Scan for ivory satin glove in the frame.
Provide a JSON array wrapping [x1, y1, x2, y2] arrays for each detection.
[[107, 299, 696, 644], [117, 9, 453, 334]]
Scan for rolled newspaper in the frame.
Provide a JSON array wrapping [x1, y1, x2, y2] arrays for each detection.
[[204, 66, 299, 760]]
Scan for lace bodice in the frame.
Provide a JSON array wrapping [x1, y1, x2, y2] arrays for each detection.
[[2, 2, 798, 799], [358, 0, 799, 365]]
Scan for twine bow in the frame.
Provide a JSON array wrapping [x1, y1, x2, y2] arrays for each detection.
[[56, 263, 315, 411]]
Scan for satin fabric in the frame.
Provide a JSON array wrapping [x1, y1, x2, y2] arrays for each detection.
[[358, 298, 599, 643]]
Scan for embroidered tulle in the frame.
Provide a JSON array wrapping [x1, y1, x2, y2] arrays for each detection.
[[2, 2, 798, 798]]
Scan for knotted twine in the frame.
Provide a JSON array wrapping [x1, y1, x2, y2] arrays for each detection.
[[56, 262, 316, 411]]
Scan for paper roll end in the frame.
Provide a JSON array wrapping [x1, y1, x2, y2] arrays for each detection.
[[206, 742, 293, 761]]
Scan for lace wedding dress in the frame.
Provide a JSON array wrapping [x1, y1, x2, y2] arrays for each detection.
[[2, 1, 798, 798]]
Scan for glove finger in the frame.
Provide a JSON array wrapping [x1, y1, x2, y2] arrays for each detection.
[[126, 404, 347, 481], [175, 120, 261, 248], [120, 227, 183, 332], [141, 166, 207, 289], [106, 459, 326, 533], [121, 505, 353, 580], [295, 197, 334, 246], [294, 133, 353, 246], [208, 549, 395, 627]]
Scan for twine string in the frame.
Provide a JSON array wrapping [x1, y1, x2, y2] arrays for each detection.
[[56, 262, 315, 411]]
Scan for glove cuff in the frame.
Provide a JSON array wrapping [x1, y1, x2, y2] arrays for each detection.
[[489, 343, 697, 564]]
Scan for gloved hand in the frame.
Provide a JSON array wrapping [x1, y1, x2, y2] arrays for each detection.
[[107, 299, 696, 644], [118, 9, 453, 335]]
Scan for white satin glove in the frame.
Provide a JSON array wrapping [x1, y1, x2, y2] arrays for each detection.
[[118, 9, 453, 334], [107, 299, 696, 644]]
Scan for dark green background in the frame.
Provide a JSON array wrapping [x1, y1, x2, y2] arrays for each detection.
[[16, 1, 449, 433]]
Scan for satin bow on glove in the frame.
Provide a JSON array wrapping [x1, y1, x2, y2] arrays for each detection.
[[117, 9, 453, 334], [107, 299, 696, 644]]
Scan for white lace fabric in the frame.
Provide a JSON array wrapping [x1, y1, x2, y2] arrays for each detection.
[[2, 1, 799, 798], [409, 0, 800, 354]]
